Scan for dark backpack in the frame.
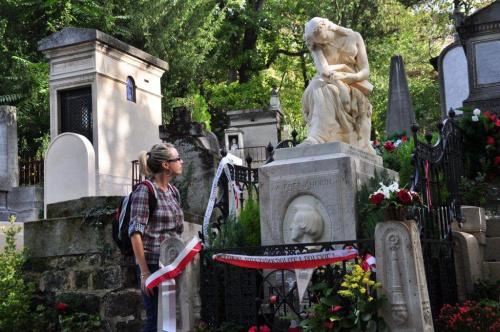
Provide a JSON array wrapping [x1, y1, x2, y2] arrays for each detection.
[[112, 180, 180, 257]]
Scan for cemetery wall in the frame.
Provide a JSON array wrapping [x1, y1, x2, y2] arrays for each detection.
[[24, 196, 202, 330]]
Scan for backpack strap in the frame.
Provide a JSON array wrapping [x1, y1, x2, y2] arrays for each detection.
[[141, 180, 158, 219], [168, 183, 181, 204]]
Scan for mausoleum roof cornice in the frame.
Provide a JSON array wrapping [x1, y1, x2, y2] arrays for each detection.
[[37, 27, 169, 71]]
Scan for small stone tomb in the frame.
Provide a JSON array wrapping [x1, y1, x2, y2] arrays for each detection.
[[259, 142, 398, 246]]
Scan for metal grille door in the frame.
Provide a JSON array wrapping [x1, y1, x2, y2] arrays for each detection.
[[60, 87, 93, 144]]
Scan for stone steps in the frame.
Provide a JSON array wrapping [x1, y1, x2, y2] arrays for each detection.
[[483, 262, 500, 280], [486, 218, 500, 237], [485, 217, 500, 279]]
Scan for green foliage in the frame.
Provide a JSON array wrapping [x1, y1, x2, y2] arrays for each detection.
[[0, 216, 34, 331], [470, 278, 500, 303], [357, 169, 395, 239], [32, 292, 101, 332], [238, 189, 261, 247], [459, 173, 493, 206], [207, 213, 245, 249], [434, 300, 500, 331]]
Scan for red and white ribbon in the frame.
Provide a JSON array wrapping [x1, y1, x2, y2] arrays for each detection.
[[146, 237, 201, 290], [360, 254, 376, 272], [424, 161, 433, 212], [145, 237, 201, 332], [213, 248, 358, 270]]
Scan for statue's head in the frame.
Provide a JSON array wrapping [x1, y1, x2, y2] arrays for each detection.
[[290, 204, 324, 243], [303, 17, 346, 51]]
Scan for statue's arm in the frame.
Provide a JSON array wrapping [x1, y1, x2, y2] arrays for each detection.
[[353, 32, 370, 81], [312, 48, 352, 78]]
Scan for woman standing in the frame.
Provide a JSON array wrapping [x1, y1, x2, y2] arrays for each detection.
[[129, 143, 184, 331]]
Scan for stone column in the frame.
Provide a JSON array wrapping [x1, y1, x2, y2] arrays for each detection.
[[0, 106, 18, 221], [375, 220, 434, 332]]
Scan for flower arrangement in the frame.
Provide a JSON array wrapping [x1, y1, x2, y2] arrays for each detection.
[[292, 263, 388, 331], [368, 182, 422, 209], [434, 301, 500, 331]]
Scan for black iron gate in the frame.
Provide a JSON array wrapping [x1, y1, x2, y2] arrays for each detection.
[[200, 240, 375, 331], [410, 110, 463, 316], [60, 87, 93, 144]]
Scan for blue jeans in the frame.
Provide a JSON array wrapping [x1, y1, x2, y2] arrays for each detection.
[[137, 264, 159, 332]]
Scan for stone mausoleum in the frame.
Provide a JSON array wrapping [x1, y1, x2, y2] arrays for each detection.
[[38, 28, 169, 214]]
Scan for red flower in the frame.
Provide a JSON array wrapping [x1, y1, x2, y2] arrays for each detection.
[[495, 118, 500, 128], [494, 156, 500, 167], [487, 136, 495, 146], [485, 111, 493, 118], [324, 321, 334, 329], [373, 139, 379, 147], [383, 141, 395, 153], [331, 305, 341, 312], [369, 193, 385, 205], [248, 326, 270, 332], [55, 302, 68, 313], [269, 295, 277, 304], [397, 189, 412, 204], [401, 136, 408, 142], [287, 328, 301, 332]]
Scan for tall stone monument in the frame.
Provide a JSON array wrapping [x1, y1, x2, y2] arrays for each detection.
[[38, 28, 169, 204], [386, 55, 415, 137], [0, 106, 18, 222]]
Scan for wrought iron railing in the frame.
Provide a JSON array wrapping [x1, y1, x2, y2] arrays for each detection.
[[410, 109, 464, 239], [410, 109, 463, 316], [231, 146, 269, 163], [18, 157, 44, 186], [200, 239, 375, 331]]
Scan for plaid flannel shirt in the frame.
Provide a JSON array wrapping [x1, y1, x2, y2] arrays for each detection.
[[128, 180, 184, 264]]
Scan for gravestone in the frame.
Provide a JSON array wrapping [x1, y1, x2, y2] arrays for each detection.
[[0, 106, 18, 222], [386, 55, 415, 137], [157, 237, 201, 331], [38, 28, 168, 199], [44, 133, 96, 217], [259, 142, 398, 245], [437, 39, 469, 118], [375, 220, 433, 331], [456, 1, 500, 112], [159, 106, 220, 219]]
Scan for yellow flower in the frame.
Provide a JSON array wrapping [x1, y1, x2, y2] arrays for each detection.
[[362, 278, 369, 284], [360, 287, 366, 294], [341, 282, 347, 287], [368, 296, 373, 302], [368, 280, 375, 286]]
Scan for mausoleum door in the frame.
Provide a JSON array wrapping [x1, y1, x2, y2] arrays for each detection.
[[60, 87, 93, 144]]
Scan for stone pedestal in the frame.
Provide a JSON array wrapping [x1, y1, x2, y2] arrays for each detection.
[[375, 220, 433, 332], [259, 142, 398, 245]]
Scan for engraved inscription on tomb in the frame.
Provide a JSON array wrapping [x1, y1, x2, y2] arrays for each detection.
[[52, 57, 94, 75]]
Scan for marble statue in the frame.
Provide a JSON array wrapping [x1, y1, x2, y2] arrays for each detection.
[[290, 204, 324, 243], [301, 17, 375, 154], [230, 138, 239, 151]]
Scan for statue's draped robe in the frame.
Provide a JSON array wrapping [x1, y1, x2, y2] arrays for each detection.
[[302, 31, 375, 154]]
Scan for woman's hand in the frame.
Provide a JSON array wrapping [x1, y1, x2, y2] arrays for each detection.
[[336, 72, 359, 84], [140, 270, 153, 297]]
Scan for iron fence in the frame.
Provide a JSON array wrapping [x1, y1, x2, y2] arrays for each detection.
[[18, 157, 44, 186], [410, 109, 463, 316], [232, 146, 269, 163], [200, 239, 375, 331]]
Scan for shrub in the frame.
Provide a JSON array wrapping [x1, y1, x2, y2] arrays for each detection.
[[434, 301, 499, 331], [0, 216, 34, 330], [239, 188, 261, 246]]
